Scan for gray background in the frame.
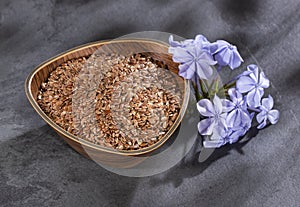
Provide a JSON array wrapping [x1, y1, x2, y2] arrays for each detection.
[[0, 0, 300, 206]]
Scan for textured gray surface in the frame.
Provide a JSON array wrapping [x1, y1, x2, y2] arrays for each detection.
[[0, 0, 300, 206]]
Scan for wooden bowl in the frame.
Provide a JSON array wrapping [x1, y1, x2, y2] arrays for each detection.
[[25, 39, 190, 168]]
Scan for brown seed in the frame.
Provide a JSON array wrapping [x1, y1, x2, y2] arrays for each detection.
[[37, 54, 182, 151]]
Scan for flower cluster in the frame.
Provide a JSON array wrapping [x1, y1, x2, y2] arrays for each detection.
[[169, 35, 244, 80], [169, 35, 279, 148]]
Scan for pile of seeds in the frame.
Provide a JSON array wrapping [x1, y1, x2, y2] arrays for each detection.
[[38, 57, 86, 134], [38, 53, 183, 150]]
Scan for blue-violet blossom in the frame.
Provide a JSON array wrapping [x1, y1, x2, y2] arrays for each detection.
[[204, 126, 246, 148], [203, 101, 254, 148], [236, 64, 270, 107], [222, 88, 250, 128], [169, 35, 195, 49], [169, 35, 216, 80], [197, 95, 227, 136], [256, 95, 279, 129], [210, 40, 244, 70], [168, 34, 280, 149]]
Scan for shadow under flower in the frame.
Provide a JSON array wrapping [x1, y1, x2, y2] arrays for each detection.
[[150, 126, 261, 188]]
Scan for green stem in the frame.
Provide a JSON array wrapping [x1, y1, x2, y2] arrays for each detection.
[[208, 76, 220, 97], [215, 77, 220, 92], [192, 81, 202, 102], [199, 79, 209, 98], [223, 81, 236, 89], [217, 88, 229, 98], [203, 80, 210, 92]]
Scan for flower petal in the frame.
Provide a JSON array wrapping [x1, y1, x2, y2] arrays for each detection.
[[240, 110, 252, 125], [198, 118, 215, 135], [213, 95, 223, 115], [249, 112, 255, 120], [259, 71, 270, 88], [256, 111, 267, 124], [262, 95, 274, 110], [228, 88, 237, 102], [247, 88, 262, 107], [228, 109, 247, 128], [219, 113, 228, 129], [257, 119, 267, 129], [203, 127, 227, 148], [194, 35, 210, 51], [228, 130, 242, 144], [178, 63, 195, 79], [226, 110, 239, 127], [268, 109, 279, 124], [257, 87, 264, 98], [247, 64, 259, 83], [222, 99, 235, 112], [169, 35, 181, 47], [203, 139, 225, 148], [171, 47, 193, 63], [228, 88, 243, 103], [198, 51, 217, 65], [169, 35, 194, 48], [196, 40, 211, 52], [197, 99, 215, 116], [236, 76, 256, 93], [231, 126, 245, 137], [215, 48, 231, 66], [228, 47, 244, 69], [195, 34, 208, 43], [210, 128, 225, 140], [210, 40, 228, 54], [196, 61, 214, 80]]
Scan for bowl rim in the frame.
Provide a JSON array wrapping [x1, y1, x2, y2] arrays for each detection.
[[25, 39, 190, 156]]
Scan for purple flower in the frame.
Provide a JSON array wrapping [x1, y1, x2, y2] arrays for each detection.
[[169, 35, 217, 80], [203, 127, 242, 148], [256, 95, 280, 129], [168, 34, 280, 150], [197, 95, 227, 136], [222, 88, 250, 128], [203, 127, 239, 148], [169, 35, 195, 49], [203, 106, 254, 148], [194, 35, 211, 51], [236, 64, 270, 108], [203, 128, 230, 148], [210, 40, 244, 69], [230, 112, 254, 139]]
